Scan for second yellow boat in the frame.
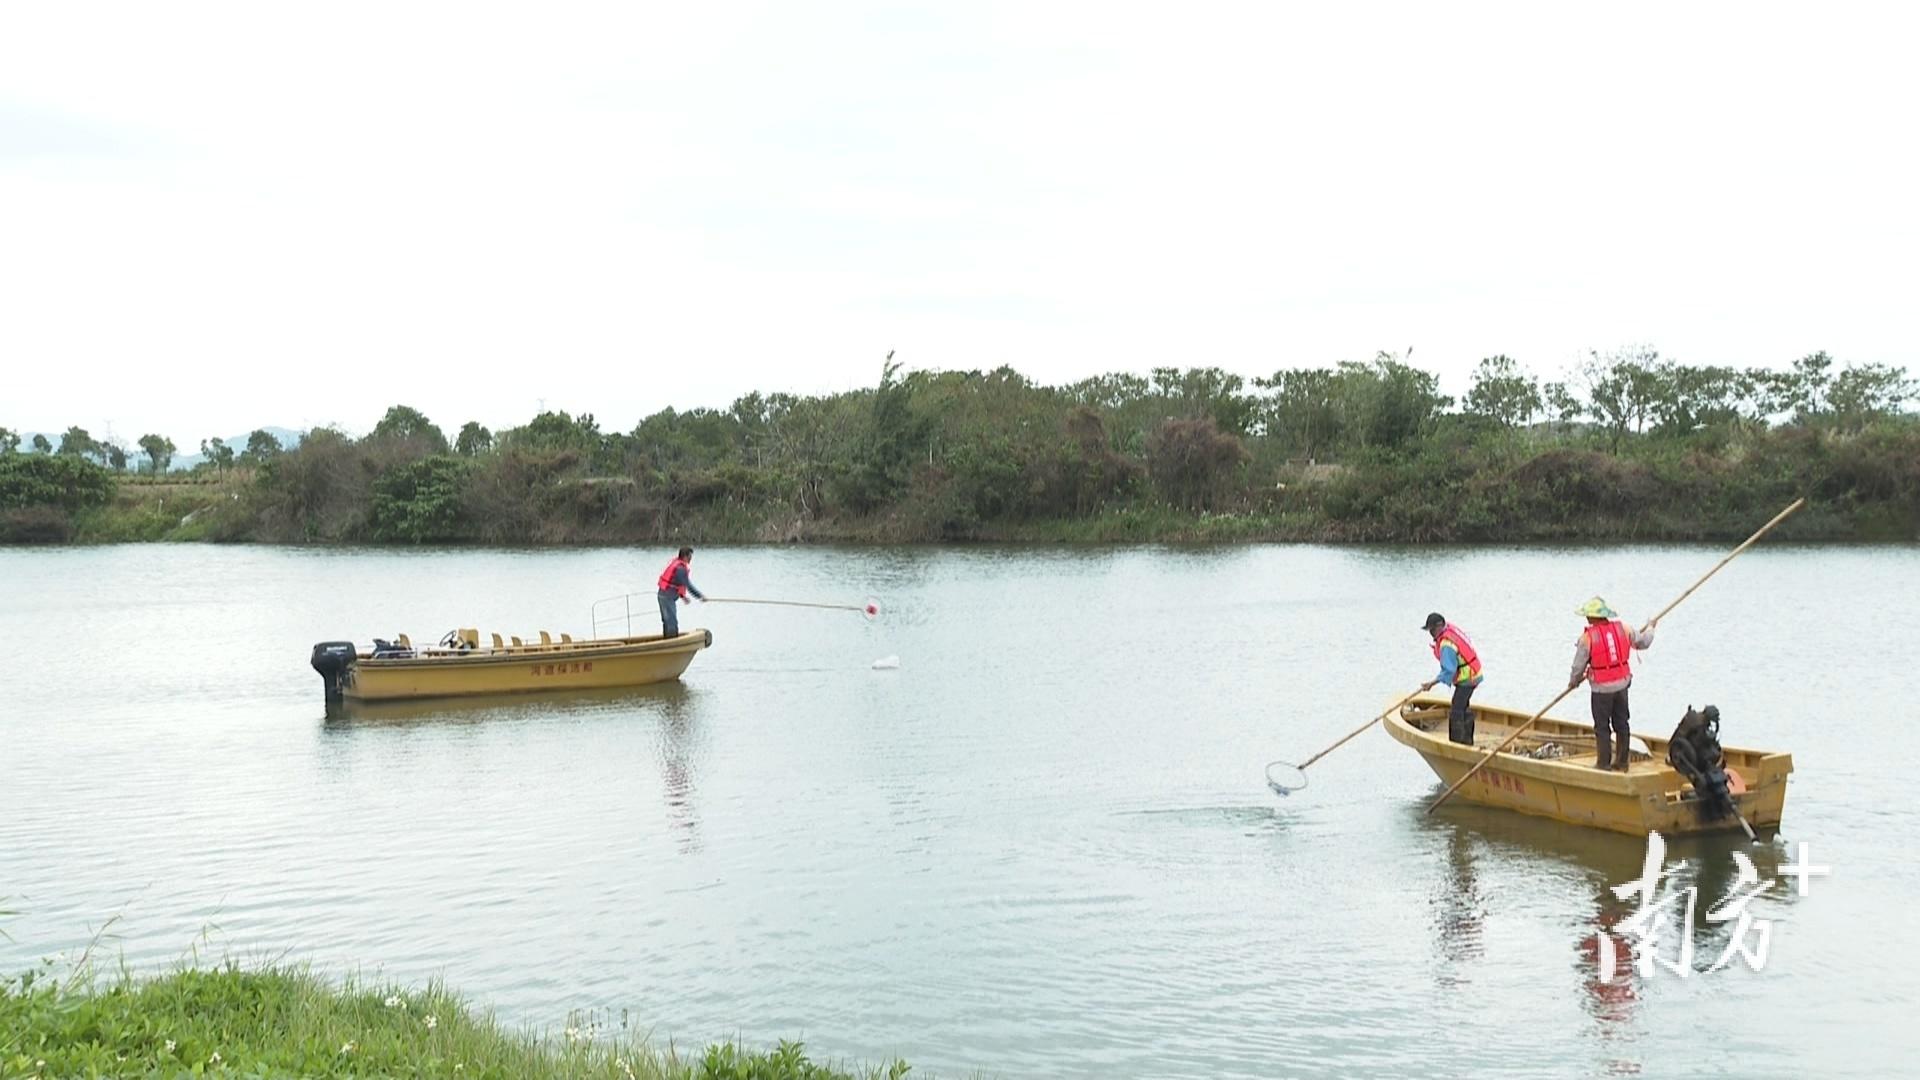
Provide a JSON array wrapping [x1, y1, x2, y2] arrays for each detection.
[[1385, 693, 1793, 837]]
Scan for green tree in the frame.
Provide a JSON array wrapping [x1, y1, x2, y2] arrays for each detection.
[[106, 443, 128, 472], [455, 421, 493, 457], [1646, 364, 1747, 435], [1782, 351, 1834, 419], [370, 405, 450, 453], [200, 437, 235, 473], [503, 410, 600, 454], [1254, 367, 1346, 460], [1543, 381, 1581, 430], [242, 429, 283, 465], [1581, 347, 1663, 451], [1828, 362, 1917, 430], [840, 355, 930, 513], [1338, 354, 1451, 451], [58, 426, 98, 459], [138, 434, 176, 474], [0, 428, 17, 454], [370, 455, 472, 542], [31, 434, 51, 453], [1465, 355, 1543, 429]]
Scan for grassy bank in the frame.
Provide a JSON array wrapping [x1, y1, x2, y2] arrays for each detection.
[[1, 963, 915, 1079]]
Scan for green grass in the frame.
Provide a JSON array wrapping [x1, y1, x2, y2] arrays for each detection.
[[1, 962, 915, 1080]]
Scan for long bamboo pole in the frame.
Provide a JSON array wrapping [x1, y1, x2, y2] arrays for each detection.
[[703, 596, 873, 613], [1425, 497, 1805, 815], [1294, 688, 1427, 773]]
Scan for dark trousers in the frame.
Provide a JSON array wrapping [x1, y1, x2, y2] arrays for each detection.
[[658, 591, 679, 637], [1448, 682, 1479, 745], [1591, 688, 1631, 766]]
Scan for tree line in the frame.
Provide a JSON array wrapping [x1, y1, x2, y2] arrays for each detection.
[[3, 348, 1916, 544], [0, 426, 289, 474]]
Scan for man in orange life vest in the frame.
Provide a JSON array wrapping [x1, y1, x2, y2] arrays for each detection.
[[1419, 612, 1484, 745], [656, 546, 704, 638], [1568, 597, 1656, 771]]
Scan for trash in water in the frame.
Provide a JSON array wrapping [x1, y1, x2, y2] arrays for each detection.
[[871, 655, 901, 670]]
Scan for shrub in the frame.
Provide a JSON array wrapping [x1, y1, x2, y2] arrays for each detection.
[[0, 454, 114, 511]]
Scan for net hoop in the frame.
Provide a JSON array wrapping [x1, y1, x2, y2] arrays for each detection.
[[1266, 760, 1308, 796]]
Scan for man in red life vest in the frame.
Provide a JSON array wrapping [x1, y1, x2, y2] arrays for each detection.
[[656, 546, 704, 638], [1419, 612, 1484, 745], [1568, 597, 1656, 771]]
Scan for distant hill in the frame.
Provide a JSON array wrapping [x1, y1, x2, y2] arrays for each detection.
[[7, 426, 304, 471], [170, 427, 305, 471]]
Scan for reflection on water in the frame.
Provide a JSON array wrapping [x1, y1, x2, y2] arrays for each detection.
[[1432, 828, 1486, 984], [322, 682, 695, 726], [326, 681, 709, 854], [1413, 797, 1819, 1077]]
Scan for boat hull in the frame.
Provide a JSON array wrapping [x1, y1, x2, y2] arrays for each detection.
[[1387, 693, 1792, 837], [339, 631, 711, 702]]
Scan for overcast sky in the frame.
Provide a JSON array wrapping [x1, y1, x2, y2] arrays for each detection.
[[3, 2, 1915, 445]]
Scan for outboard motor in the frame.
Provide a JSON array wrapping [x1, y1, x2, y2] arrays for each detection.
[[311, 641, 359, 703], [1667, 705, 1736, 823]]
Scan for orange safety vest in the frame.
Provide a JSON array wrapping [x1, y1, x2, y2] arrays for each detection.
[[657, 557, 691, 597], [1586, 619, 1632, 684], [1431, 623, 1483, 685]]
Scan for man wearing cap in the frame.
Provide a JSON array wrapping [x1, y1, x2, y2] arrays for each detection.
[[1568, 597, 1656, 771], [1419, 612, 1484, 745]]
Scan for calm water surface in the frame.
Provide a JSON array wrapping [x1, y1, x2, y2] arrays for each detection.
[[2, 543, 1917, 1078]]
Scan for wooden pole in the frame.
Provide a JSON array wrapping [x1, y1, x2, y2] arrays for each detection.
[[1426, 497, 1805, 816], [1295, 688, 1427, 772], [703, 597, 869, 613]]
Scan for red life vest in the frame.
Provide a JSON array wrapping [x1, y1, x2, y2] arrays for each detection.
[[1586, 619, 1632, 684], [657, 557, 691, 597], [1431, 623, 1482, 684]]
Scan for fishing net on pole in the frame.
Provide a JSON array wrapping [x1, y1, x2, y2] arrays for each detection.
[[1264, 760, 1308, 797]]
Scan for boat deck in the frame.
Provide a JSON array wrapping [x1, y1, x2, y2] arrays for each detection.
[[1410, 711, 1662, 775]]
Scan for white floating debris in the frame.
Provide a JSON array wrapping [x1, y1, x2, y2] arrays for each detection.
[[871, 655, 901, 670]]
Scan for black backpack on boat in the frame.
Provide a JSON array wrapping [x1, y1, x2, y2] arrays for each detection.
[[1667, 704, 1735, 823]]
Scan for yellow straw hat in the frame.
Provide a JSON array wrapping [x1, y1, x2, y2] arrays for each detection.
[[1577, 596, 1616, 619]]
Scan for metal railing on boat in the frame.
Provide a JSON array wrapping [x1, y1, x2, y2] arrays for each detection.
[[591, 592, 653, 638]]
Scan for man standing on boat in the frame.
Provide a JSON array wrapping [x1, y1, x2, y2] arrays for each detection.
[[1568, 597, 1655, 771], [1419, 612, 1484, 746], [656, 546, 704, 638]]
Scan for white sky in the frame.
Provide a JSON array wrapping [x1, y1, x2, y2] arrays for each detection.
[[3, 1, 1916, 445]]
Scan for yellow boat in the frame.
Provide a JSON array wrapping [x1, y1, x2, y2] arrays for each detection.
[[310, 627, 711, 703], [1385, 693, 1793, 837]]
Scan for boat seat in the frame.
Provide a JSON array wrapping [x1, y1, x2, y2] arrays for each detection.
[[511, 635, 523, 647], [398, 633, 412, 648], [491, 633, 504, 649], [540, 631, 552, 645], [561, 633, 573, 643]]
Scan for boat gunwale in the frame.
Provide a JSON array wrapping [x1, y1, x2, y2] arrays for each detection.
[[352, 631, 710, 671]]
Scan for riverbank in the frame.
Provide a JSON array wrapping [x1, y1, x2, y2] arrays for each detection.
[[6, 402, 1919, 546], [1, 963, 915, 1079], [26, 460, 1916, 546]]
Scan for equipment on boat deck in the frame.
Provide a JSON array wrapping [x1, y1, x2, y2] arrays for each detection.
[[1668, 704, 1738, 824]]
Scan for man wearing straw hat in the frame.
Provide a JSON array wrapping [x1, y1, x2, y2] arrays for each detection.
[[1419, 612, 1484, 746], [1568, 597, 1656, 771]]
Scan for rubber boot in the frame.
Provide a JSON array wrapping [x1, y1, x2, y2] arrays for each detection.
[[1594, 730, 1613, 770], [1612, 725, 1632, 771]]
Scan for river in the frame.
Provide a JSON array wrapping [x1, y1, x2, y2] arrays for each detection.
[[2, 542, 1915, 1078]]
